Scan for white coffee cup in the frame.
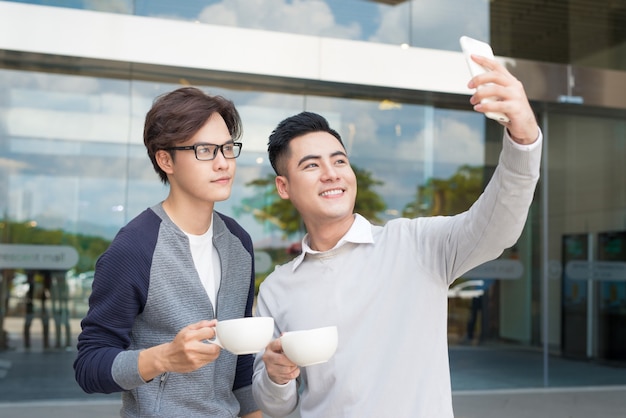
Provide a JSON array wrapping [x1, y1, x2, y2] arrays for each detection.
[[280, 326, 338, 367], [209, 317, 274, 355]]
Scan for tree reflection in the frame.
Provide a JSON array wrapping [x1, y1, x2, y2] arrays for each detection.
[[402, 165, 484, 217]]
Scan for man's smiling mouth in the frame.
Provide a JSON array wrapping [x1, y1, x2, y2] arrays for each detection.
[[320, 189, 343, 197]]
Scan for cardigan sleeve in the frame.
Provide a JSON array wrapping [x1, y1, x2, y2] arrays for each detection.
[[73, 210, 157, 393]]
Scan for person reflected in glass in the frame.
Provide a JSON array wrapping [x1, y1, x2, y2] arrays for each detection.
[[252, 55, 542, 417], [74, 87, 262, 418], [463, 278, 493, 345]]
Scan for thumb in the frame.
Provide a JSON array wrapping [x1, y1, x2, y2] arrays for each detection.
[[268, 337, 284, 353]]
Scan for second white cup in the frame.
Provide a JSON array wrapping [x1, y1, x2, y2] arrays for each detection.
[[280, 326, 338, 367]]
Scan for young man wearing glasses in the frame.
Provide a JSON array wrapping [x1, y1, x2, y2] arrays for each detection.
[[252, 56, 542, 417], [74, 87, 261, 418]]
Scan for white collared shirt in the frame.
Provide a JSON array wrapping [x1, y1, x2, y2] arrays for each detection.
[[292, 214, 374, 271]]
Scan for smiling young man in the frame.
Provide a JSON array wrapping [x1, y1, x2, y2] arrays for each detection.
[[274, 131, 358, 250], [74, 87, 261, 418], [252, 56, 543, 417]]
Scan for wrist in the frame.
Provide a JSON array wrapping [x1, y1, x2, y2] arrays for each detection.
[[507, 125, 539, 145], [139, 344, 167, 382], [266, 369, 291, 387]]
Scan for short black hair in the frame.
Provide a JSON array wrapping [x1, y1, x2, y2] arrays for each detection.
[[268, 111, 344, 176]]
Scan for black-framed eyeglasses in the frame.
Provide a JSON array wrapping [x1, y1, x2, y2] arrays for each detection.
[[165, 141, 242, 161]]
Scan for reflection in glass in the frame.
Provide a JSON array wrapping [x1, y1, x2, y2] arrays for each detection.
[[6, 0, 626, 69]]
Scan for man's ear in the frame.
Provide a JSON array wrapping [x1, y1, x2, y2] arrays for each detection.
[[156, 150, 174, 175], [275, 175, 290, 199]]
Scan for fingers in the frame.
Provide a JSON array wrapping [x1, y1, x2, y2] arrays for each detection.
[[467, 56, 515, 90], [469, 54, 508, 75], [465, 56, 539, 142], [180, 320, 218, 343], [267, 337, 284, 354], [469, 79, 525, 112], [161, 321, 222, 372], [263, 338, 300, 385], [186, 319, 217, 331]]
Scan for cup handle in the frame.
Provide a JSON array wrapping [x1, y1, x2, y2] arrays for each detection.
[[204, 327, 223, 348]]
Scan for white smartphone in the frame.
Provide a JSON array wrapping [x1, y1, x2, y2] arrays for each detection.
[[459, 36, 510, 123]]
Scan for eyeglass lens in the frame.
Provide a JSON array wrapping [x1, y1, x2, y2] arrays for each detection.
[[196, 143, 241, 160]]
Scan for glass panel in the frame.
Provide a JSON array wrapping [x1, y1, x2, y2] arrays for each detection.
[[135, 0, 408, 44], [548, 111, 626, 386], [0, 69, 138, 402], [0, 74, 130, 325], [411, 0, 489, 50]]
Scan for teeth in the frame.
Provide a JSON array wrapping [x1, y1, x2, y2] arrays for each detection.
[[321, 189, 343, 197]]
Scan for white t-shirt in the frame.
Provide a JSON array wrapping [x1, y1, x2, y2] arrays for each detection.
[[185, 218, 221, 309]]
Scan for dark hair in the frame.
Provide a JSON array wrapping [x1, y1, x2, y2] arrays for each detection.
[[268, 111, 344, 176], [143, 87, 242, 184]]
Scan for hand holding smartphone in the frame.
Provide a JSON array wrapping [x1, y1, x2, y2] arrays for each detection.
[[459, 36, 510, 123]]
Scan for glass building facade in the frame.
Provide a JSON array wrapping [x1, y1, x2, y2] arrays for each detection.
[[0, 0, 625, 407]]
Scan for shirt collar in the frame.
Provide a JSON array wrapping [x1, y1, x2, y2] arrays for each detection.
[[291, 214, 373, 271]]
